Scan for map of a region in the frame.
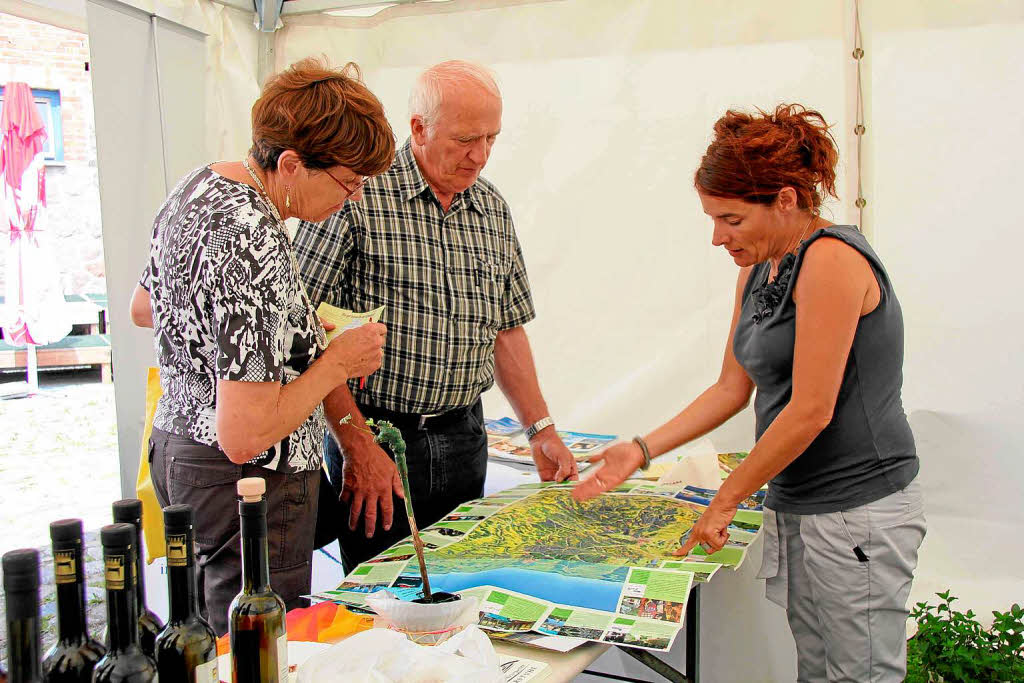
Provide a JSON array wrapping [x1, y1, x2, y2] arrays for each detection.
[[433, 489, 702, 565]]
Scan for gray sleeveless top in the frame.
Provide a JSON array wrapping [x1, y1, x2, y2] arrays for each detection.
[[733, 225, 919, 514]]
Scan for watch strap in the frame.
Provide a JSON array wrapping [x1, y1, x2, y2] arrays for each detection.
[[524, 416, 554, 440]]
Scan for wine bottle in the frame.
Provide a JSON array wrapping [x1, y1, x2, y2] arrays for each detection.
[[154, 505, 218, 682], [111, 499, 164, 658], [92, 524, 157, 683], [228, 478, 287, 683], [3, 548, 42, 683], [41, 519, 105, 682]]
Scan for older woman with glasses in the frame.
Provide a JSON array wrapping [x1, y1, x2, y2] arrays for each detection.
[[129, 57, 395, 634]]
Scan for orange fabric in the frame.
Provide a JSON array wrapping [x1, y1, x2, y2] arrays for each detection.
[[320, 605, 374, 643], [215, 602, 373, 656], [216, 632, 229, 656]]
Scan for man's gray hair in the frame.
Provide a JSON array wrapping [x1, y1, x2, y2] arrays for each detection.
[[408, 60, 501, 128]]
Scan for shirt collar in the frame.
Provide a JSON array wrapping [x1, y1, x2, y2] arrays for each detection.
[[396, 138, 486, 216]]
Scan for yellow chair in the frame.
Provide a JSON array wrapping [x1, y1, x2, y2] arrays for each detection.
[[135, 367, 165, 563]]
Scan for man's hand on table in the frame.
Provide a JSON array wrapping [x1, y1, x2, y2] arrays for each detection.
[[339, 434, 404, 538], [530, 429, 579, 482]]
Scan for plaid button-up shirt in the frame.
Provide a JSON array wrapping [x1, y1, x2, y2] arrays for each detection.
[[294, 140, 536, 414]]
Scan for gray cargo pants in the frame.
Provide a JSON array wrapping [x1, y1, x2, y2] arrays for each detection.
[[758, 479, 926, 682]]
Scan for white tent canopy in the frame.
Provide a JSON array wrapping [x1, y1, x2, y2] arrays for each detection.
[[6, 0, 1020, 679]]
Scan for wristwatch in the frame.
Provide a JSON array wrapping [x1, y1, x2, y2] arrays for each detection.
[[524, 416, 554, 441]]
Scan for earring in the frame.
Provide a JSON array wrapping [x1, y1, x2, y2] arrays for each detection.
[[286, 187, 291, 209]]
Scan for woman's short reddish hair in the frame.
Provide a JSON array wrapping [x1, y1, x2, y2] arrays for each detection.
[[694, 104, 839, 212], [250, 57, 395, 176]]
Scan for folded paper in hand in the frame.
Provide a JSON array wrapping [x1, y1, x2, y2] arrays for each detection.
[[316, 302, 385, 343]]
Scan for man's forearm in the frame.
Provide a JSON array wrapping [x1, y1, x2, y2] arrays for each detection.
[[493, 326, 551, 429], [323, 383, 377, 455]]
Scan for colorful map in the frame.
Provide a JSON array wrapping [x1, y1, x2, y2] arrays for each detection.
[[312, 453, 765, 652], [433, 489, 701, 565]]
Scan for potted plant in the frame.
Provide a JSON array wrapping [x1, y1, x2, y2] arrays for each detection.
[[906, 591, 1023, 682]]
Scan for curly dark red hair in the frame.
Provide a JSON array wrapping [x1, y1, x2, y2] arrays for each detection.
[[694, 104, 839, 212]]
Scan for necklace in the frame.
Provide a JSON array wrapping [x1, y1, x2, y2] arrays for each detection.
[[770, 214, 818, 280], [241, 157, 328, 351]]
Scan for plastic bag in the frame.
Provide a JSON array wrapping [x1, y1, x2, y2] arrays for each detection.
[[296, 625, 502, 683]]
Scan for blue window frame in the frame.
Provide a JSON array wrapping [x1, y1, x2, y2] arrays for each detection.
[[0, 86, 65, 162]]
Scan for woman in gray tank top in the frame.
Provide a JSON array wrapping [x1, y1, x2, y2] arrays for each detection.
[[574, 104, 925, 682]]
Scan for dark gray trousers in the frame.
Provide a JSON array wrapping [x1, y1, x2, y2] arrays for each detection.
[[149, 427, 319, 636]]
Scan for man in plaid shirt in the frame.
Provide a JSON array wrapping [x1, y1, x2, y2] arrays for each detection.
[[295, 60, 577, 570]]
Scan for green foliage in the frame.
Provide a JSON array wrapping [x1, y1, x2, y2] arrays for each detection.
[[908, 591, 1024, 682]]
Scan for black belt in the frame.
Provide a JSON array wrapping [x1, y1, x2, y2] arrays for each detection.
[[357, 402, 477, 433]]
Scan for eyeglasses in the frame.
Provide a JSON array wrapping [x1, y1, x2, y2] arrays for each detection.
[[324, 168, 366, 198]]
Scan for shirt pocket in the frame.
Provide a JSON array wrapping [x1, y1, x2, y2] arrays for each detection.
[[472, 256, 505, 323]]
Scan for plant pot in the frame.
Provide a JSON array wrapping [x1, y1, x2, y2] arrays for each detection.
[[412, 591, 461, 605]]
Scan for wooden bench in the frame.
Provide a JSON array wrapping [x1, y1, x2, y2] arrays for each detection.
[[0, 293, 112, 381], [0, 334, 112, 382]]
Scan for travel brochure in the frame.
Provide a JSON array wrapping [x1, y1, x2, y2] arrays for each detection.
[[485, 416, 618, 466], [309, 453, 763, 652], [315, 302, 385, 342]]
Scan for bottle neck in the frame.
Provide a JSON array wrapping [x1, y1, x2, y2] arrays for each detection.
[[52, 545, 87, 644], [166, 563, 200, 623], [105, 550, 140, 655], [240, 533, 271, 593], [239, 500, 271, 593], [6, 592, 41, 680], [131, 525, 149, 611], [54, 581, 87, 644]]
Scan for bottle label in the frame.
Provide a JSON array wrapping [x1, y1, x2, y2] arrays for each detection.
[[104, 554, 126, 590], [167, 534, 189, 567], [195, 656, 219, 682], [277, 632, 288, 681], [54, 549, 77, 584]]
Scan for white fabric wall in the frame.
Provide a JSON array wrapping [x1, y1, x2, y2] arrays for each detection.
[[865, 0, 1024, 626], [82, 0, 259, 495], [275, 1, 1024, 679]]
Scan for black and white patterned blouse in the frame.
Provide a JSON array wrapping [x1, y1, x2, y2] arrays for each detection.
[[142, 166, 325, 472]]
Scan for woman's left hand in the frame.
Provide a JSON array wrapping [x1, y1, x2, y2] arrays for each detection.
[[318, 316, 336, 331], [676, 499, 739, 557]]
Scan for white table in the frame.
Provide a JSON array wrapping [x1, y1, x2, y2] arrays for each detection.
[[493, 639, 610, 682]]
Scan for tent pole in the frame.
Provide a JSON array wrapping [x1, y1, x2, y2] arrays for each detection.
[[27, 342, 39, 393]]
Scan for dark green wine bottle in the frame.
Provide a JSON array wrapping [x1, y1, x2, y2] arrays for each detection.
[[155, 505, 218, 682], [229, 478, 287, 683], [41, 519, 105, 682], [111, 500, 164, 659], [3, 548, 42, 683], [92, 524, 157, 683]]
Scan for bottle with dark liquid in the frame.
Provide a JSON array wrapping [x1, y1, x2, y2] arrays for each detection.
[[92, 524, 157, 683], [3, 548, 42, 683], [229, 478, 287, 683], [155, 505, 218, 682], [111, 500, 164, 659], [41, 519, 105, 682]]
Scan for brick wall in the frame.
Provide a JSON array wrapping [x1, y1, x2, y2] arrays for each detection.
[[0, 12, 104, 295]]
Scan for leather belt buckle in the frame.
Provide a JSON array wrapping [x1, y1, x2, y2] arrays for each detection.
[[417, 413, 440, 430]]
